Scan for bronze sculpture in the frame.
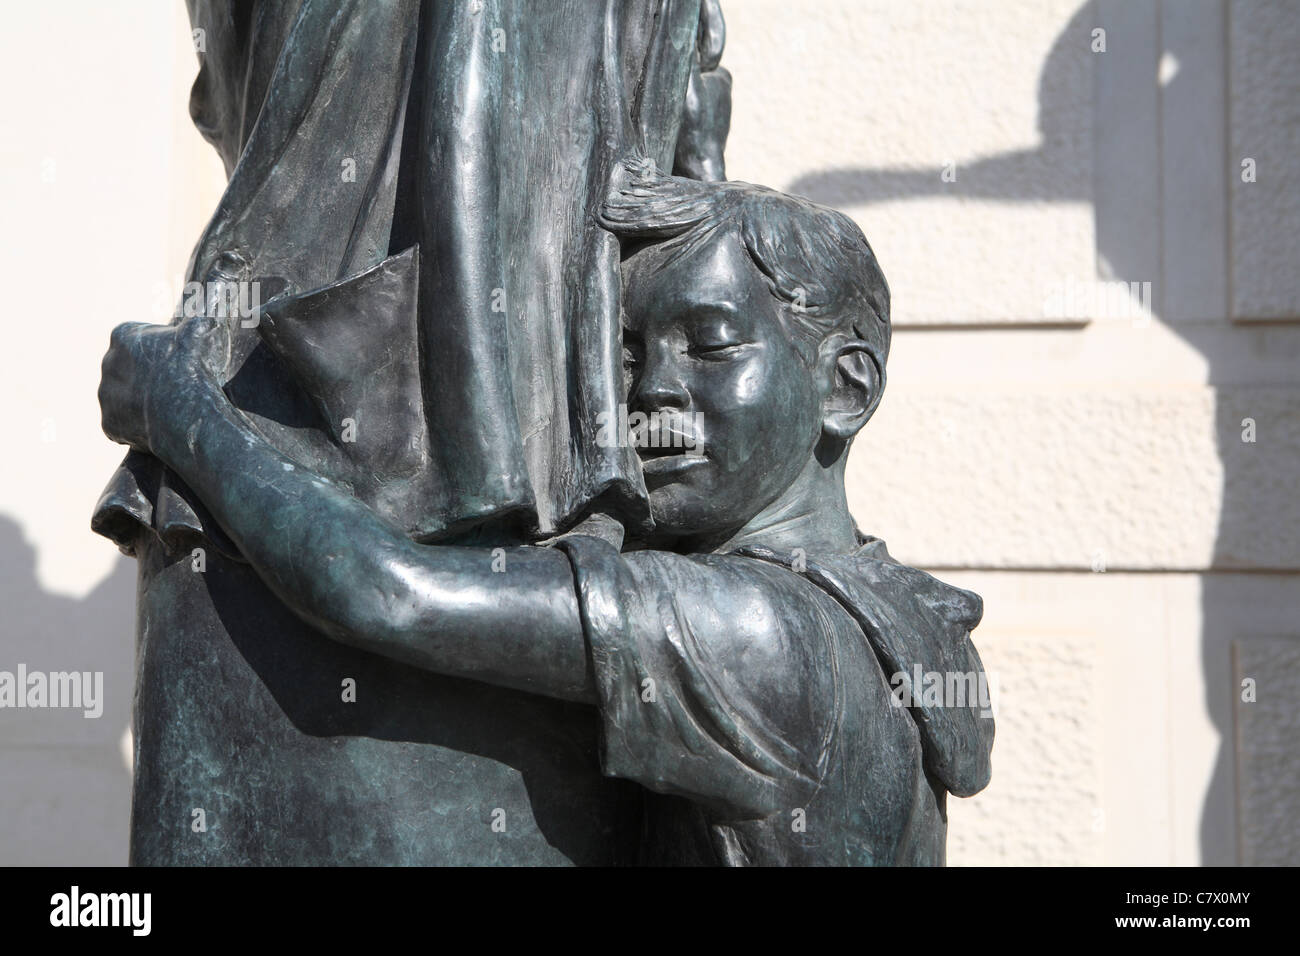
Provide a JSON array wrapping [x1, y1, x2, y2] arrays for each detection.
[[95, 0, 991, 865]]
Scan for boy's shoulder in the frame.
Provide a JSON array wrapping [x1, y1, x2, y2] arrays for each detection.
[[570, 537, 855, 685], [553, 534, 871, 818], [554, 532, 993, 812], [577, 533, 994, 800], [733, 538, 993, 798]]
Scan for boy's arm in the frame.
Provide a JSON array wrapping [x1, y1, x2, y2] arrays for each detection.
[[99, 318, 595, 704], [558, 538, 839, 819]]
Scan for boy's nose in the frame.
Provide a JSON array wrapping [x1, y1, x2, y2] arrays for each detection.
[[632, 359, 690, 411]]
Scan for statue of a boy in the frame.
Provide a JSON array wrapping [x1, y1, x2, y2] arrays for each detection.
[[98, 166, 993, 865]]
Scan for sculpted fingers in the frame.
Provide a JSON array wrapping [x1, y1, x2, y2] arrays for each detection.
[[176, 314, 232, 379]]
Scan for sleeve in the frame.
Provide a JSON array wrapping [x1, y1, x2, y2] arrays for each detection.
[[555, 535, 841, 820]]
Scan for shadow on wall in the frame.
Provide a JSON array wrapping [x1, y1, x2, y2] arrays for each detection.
[[787, 0, 1260, 865], [787, 3, 1094, 208], [0, 514, 134, 865]]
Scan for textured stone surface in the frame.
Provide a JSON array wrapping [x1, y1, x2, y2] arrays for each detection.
[[1230, 0, 1300, 321], [1233, 638, 1300, 865], [850, 386, 1300, 571], [942, 571, 1164, 866], [945, 625, 1104, 866], [942, 571, 1300, 866]]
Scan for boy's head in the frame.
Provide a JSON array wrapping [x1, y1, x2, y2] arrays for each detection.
[[602, 164, 891, 541]]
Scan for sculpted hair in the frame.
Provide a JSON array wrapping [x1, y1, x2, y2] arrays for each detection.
[[599, 162, 891, 376]]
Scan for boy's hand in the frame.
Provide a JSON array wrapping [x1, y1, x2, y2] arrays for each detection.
[[98, 316, 231, 455]]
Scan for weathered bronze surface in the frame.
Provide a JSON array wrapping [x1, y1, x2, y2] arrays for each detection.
[[96, 0, 991, 865]]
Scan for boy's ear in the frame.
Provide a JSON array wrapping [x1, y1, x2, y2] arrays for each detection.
[[819, 339, 884, 440]]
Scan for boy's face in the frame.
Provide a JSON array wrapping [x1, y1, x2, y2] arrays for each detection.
[[621, 230, 824, 540]]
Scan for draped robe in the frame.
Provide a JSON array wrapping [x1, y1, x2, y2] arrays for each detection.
[[92, 0, 730, 865]]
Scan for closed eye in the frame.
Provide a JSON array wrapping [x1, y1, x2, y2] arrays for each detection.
[[689, 342, 749, 360]]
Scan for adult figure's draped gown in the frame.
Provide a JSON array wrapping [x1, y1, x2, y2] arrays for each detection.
[[92, 0, 731, 864]]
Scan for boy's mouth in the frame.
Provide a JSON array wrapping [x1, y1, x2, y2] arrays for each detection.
[[634, 418, 704, 459], [639, 451, 708, 477]]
